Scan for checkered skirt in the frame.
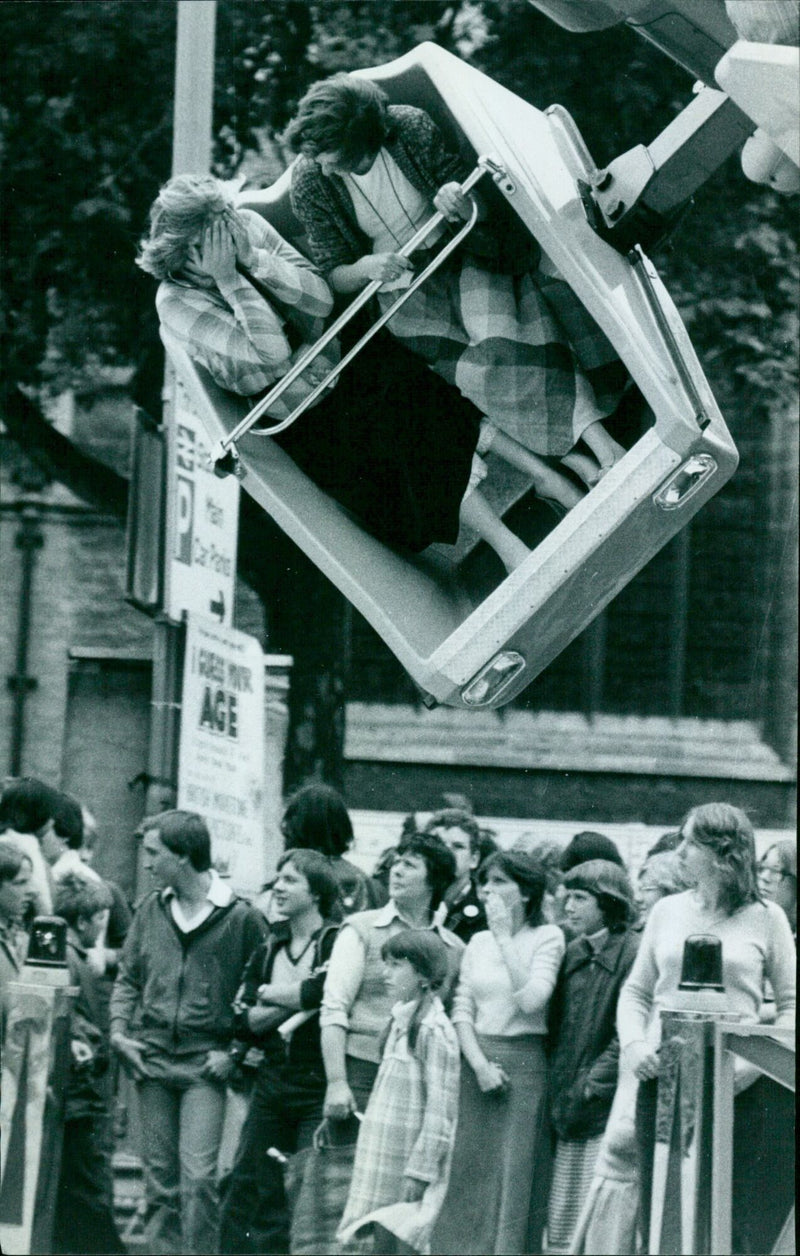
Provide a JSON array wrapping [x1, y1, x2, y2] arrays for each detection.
[[547, 1134, 604, 1252], [379, 259, 620, 457]]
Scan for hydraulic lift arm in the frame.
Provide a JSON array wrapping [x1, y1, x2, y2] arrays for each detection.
[[528, 0, 799, 251]]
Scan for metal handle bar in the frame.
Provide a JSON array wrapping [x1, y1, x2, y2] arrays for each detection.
[[210, 160, 495, 462], [248, 196, 480, 435]]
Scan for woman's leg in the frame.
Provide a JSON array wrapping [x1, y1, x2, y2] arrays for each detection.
[[483, 427, 584, 510], [459, 490, 530, 574], [579, 420, 626, 472]]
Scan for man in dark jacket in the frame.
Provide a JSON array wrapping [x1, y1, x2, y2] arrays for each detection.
[[110, 811, 266, 1255], [546, 860, 640, 1253], [219, 848, 342, 1254]]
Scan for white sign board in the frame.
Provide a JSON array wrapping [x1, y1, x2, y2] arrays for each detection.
[[165, 370, 239, 626], [178, 614, 267, 898]]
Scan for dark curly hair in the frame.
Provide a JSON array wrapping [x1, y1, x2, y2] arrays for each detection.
[[283, 74, 390, 164], [478, 851, 547, 926], [396, 833, 457, 911]]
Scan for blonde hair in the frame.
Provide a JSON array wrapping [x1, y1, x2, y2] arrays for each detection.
[[136, 174, 232, 282]]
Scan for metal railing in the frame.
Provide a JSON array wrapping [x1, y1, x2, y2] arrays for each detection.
[[711, 1022, 795, 1255], [209, 156, 514, 473], [648, 1010, 795, 1255]]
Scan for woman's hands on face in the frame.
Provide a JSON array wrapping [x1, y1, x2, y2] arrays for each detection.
[[223, 207, 257, 271], [483, 888, 514, 942], [198, 219, 239, 287]]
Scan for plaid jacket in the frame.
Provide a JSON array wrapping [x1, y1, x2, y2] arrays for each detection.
[[156, 209, 335, 403], [290, 105, 466, 275]]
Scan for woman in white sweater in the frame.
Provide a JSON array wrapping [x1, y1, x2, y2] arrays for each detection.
[[617, 801, 796, 1254], [433, 851, 565, 1255]]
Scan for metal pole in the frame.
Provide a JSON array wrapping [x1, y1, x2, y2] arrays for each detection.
[[143, 0, 217, 839], [172, 0, 216, 177], [8, 503, 43, 775]]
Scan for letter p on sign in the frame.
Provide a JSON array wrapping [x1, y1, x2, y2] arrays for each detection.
[[176, 474, 194, 565]]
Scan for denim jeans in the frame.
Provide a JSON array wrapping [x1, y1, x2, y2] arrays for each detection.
[[218, 1061, 325, 1254], [136, 1050, 227, 1256]]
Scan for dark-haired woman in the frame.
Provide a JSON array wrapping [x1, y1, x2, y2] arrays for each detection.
[[545, 860, 639, 1254], [433, 851, 565, 1254], [618, 803, 796, 1254], [286, 74, 627, 495], [281, 782, 385, 915], [218, 849, 341, 1254]]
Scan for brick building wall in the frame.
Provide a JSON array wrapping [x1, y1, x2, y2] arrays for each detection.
[[0, 383, 268, 882]]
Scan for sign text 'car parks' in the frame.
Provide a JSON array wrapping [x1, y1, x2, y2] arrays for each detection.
[[165, 369, 239, 626]]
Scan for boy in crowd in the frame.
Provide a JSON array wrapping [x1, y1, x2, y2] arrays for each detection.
[[423, 808, 493, 942], [52, 873, 125, 1254], [110, 810, 266, 1255]]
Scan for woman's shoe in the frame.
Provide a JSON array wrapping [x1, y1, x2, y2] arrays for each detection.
[[539, 496, 569, 520]]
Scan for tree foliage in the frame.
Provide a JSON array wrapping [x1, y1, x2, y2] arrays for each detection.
[[0, 2, 175, 396], [2, 0, 795, 412]]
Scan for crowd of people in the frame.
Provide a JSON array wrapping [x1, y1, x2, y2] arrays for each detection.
[[0, 775, 796, 1256]]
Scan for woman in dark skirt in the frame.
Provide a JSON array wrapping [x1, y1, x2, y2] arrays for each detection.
[[432, 852, 566, 1255], [137, 173, 550, 570]]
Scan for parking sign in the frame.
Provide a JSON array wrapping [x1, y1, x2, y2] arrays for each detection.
[[164, 367, 239, 625]]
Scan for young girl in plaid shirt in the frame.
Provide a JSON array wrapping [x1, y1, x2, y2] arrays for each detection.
[[337, 930, 460, 1255]]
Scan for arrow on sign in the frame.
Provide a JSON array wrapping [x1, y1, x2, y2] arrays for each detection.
[[210, 591, 225, 621]]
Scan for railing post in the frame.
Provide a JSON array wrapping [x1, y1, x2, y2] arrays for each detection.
[[648, 1009, 741, 1255], [710, 1026, 735, 1255], [0, 919, 75, 1255]]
